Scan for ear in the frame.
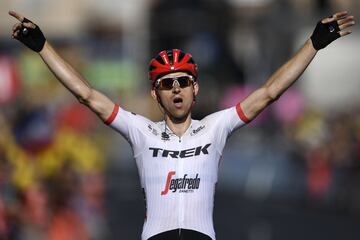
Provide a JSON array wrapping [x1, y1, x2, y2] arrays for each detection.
[[151, 89, 158, 101], [193, 82, 199, 96], [151, 88, 162, 104]]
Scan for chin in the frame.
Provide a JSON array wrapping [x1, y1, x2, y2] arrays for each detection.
[[168, 109, 190, 123], [173, 115, 187, 123]]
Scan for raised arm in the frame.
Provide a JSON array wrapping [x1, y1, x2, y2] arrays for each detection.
[[240, 11, 355, 122], [9, 10, 115, 122]]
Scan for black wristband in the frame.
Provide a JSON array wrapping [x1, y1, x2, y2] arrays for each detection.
[[18, 18, 46, 52], [310, 20, 340, 50]]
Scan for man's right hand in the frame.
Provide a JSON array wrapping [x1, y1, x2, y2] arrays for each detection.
[[9, 10, 46, 52]]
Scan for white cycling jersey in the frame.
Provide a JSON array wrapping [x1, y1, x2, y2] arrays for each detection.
[[105, 103, 248, 240]]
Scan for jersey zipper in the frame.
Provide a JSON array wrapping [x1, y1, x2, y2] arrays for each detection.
[[178, 135, 184, 225]]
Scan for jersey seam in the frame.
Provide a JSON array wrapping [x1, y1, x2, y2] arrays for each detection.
[[217, 109, 231, 153]]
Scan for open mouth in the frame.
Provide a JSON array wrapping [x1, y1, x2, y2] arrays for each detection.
[[173, 97, 183, 108], [173, 97, 183, 104]]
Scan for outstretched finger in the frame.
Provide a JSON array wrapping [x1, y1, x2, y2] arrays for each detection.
[[333, 11, 349, 19], [338, 15, 355, 25], [339, 20, 356, 31], [339, 29, 352, 37], [8, 10, 24, 22], [322, 11, 348, 24]]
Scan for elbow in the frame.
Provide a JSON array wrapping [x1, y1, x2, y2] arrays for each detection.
[[264, 87, 281, 104], [78, 96, 88, 105], [268, 92, 281, 103], [77, 88, 94, 105]]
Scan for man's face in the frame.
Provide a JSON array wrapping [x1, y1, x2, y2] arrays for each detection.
[[151, 72, 199, 122]]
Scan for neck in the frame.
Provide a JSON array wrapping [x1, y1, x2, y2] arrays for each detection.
[[164, 113, 192, 137]]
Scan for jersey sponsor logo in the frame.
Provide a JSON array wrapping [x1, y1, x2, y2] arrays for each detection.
[[161, 171, 200, 195], [147, 124, 159, 136], [161, 132, 170, 141], [149, 143, 211, 158], [190, 125, 205, 136]]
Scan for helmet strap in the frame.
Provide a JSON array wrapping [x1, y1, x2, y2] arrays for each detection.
[[155, 89, 164, 108], [191, 88, 196, 107]]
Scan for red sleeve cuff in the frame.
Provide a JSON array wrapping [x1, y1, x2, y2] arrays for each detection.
[[105, 104, 119, 125], [236, 103, 250, 124]]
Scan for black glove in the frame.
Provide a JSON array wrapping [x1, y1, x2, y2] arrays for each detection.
[[18, 18, 46, 52], [311, 20, 340, 50]]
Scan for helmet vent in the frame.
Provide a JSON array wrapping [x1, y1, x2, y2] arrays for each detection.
[[187, 58, 195, 64], [149, 65, 156, 71], [166, 50, 174, 65], [178, 51, 185, 62], [155, 55, 165, 65]]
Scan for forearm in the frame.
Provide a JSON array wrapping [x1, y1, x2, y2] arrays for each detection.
[[238, 11, 354, 122], [264, 39, 317, 100], [39, 41, 92, 101], [240, 39, 317, 121], [9, 11, 117, 121], [39, 41, 114, 121]]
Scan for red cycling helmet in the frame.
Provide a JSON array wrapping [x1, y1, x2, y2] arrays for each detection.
[[148, 49, 198, 83]]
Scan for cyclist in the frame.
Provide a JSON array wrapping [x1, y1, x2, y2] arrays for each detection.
[[9, 10, 355, 240]]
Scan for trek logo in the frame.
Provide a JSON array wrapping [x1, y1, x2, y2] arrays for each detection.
[[161, 171, 201, 195], [149, 143, 211, 158]]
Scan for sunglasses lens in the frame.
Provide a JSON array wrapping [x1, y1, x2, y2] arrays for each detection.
[[177, 76, 192, 87], [160, 78, 174, 90]]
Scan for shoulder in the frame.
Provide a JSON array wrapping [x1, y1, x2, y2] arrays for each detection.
[[108, 105, 156, 128], [201, 107, 235, 123], [200, 105, 247, 133]]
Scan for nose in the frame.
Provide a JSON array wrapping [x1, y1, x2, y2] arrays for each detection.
[[172, 80, 181, 93]]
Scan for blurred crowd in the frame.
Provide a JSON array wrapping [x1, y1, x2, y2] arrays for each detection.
[[1, 0, 360, 239], [0, 49, 111, 239]]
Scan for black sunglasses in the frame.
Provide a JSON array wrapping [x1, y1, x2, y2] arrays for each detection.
[[155, 76, 194, 90]]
